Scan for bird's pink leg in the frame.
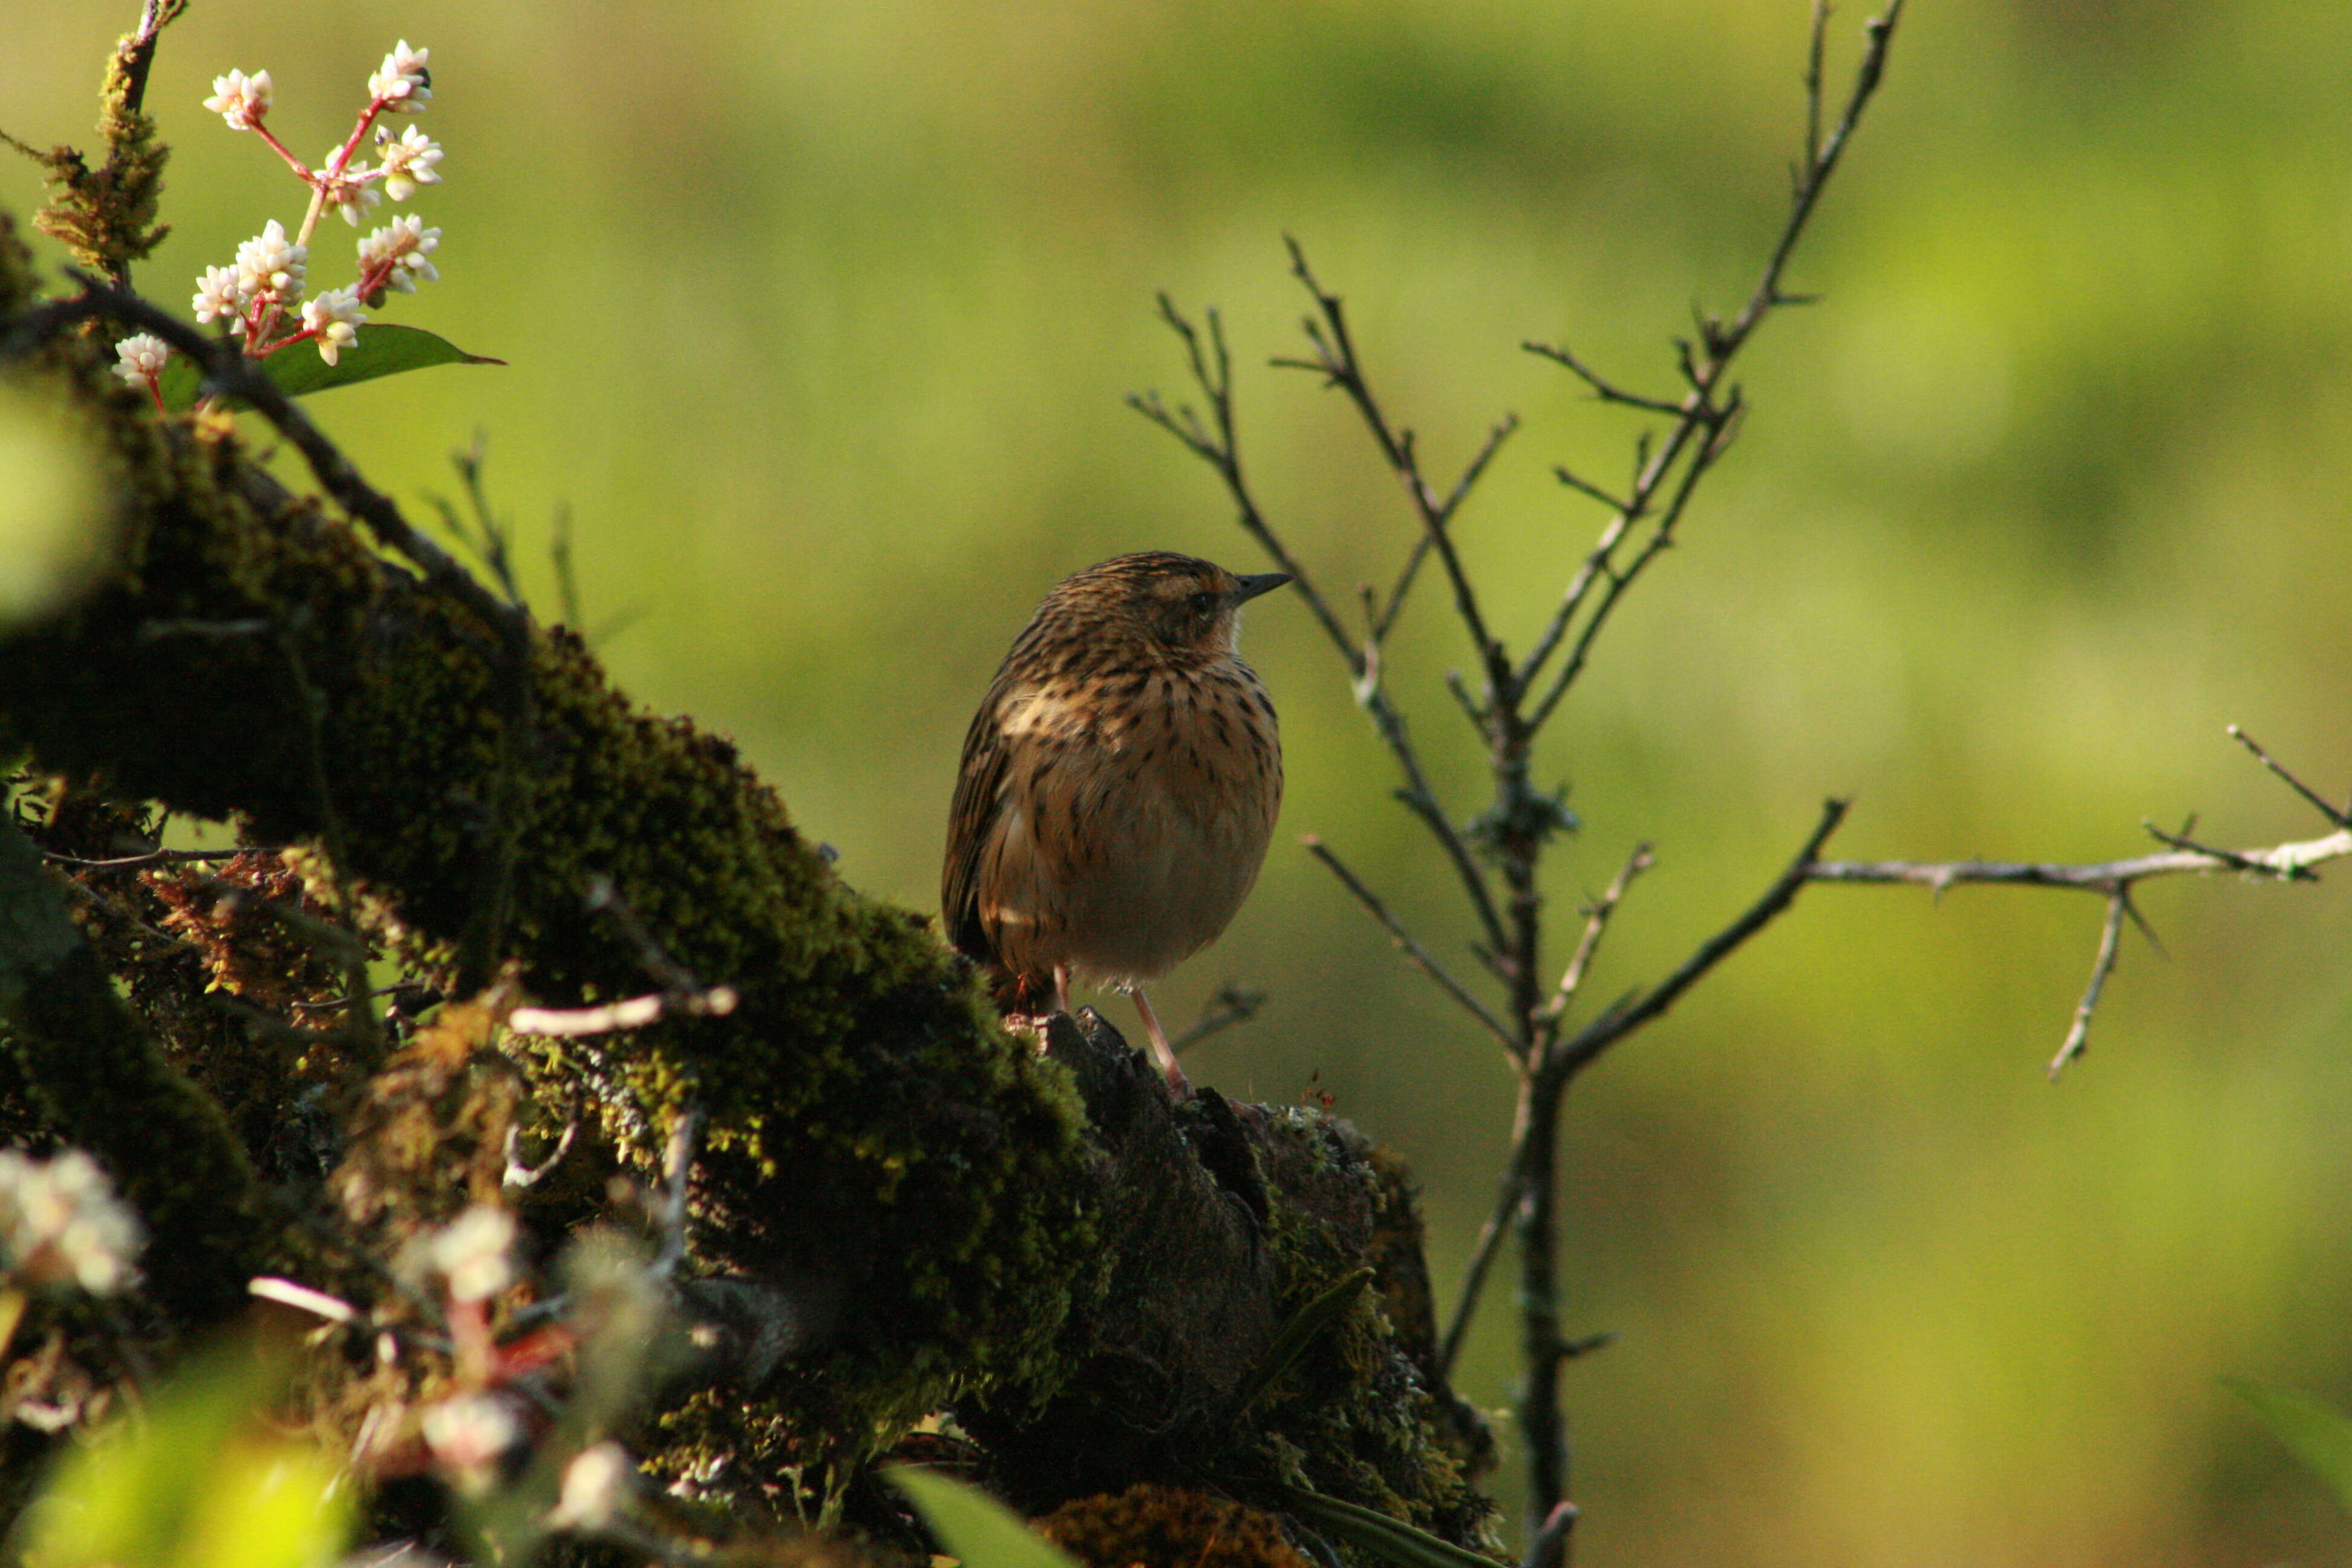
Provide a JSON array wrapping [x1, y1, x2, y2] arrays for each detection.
[[1053, 964, 1071, 1018], [1129, 989, 1189, 1093]]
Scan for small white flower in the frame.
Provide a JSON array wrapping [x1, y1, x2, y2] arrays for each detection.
[[299, 287, 365, 366], [192, 264, 250, 333], [112, 333, 170, 388], [358, 215, 442, 294], [420, 1393, 520, 1475], [426, 1204, 514, 1303], [549, 1443, 636, 1532], [234, 219, 307, 304], [319, 162, 384, 229], [375, 126, 444, 203], [202, 68, 273, 131], [368, 41, 432, 113], [0, 1149, 143, 1295]]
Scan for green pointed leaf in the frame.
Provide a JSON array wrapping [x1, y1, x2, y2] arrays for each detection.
[[2223, 1376, 2352, 1512], [1285, 1489, 1504, 1568], [885, 1467, 1083, 1568], [1236, 1265, 1374, 1412], [157, 324, 503, 411]]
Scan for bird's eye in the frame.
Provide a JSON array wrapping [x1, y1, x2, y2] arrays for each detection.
[[1189, 590, 1217, 612]]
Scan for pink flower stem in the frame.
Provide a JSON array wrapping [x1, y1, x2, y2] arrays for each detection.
[[247, 119, 316, 185]]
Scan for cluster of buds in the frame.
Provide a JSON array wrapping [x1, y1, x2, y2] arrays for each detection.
[[113, 41, 448, 408], [0, 1149, 143, 1296]]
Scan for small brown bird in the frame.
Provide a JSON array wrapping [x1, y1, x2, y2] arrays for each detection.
[[943, 551, 1288, 1089]]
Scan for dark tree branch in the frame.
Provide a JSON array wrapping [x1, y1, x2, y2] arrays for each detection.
[[1375, 415, 1523, 644], [1517, 0, 1905, 724], [1135, 296, 1512, 954], [1553, 799, 1849, 1081], [1273, 237, 1518, 708], [2, 277, 523, 639]]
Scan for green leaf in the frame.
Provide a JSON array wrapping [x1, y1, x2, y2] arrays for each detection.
[[157, 324, 503, 411], [18, 1346, 350, 1568], [1285, 1488, 1504, 1568], [1235, 1265, 1374, 1412], [885, 1468, 1084, 1568], [2223, 1376, 2352, 1512]]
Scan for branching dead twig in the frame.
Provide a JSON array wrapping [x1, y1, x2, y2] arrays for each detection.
[[1132, 302, 1511, 955], [1138, 4, 1908, 1542], [506, 986, 740, 1039], [1802, 726, 2352, 1075], [1304, 835, 1520, 1056]]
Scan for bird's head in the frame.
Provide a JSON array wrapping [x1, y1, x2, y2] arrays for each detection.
[[1057, 551, 1290, 656]]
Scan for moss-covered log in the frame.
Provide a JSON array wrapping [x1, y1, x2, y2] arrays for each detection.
[[0, 211, 1498, 1560]]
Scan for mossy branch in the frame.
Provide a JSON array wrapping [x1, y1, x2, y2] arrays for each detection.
[[0, 206, 1499, 1554], [1, 1, 186, 286], [0, 814, 266, 1324]]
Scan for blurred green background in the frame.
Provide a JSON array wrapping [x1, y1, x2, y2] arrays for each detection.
[[10, 0, 2352, 1561]]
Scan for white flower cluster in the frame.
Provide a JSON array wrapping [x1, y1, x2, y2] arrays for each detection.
[[112, 333, 171, 389], [0, 1149, 143, 1295], [235, 218, 308, 301], [359, 215, 442, 295], [202, 67, 272, 131], [186, 41, 447, 381], [192, 218, 309, 336], [376, 126, 445, 203], [320, 162, 382, 229], [368, 41, 432, 113], [299, 288, 366, 365], [192, 264, 244, 331], [427, 1204, 517, 1303]]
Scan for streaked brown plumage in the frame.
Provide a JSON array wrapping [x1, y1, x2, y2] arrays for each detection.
[[943, 551, 1287, 1089]]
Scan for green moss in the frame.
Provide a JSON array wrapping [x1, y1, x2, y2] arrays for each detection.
[[0, 208, 1107, 1485], [1243, 1108, 1503, 1559]]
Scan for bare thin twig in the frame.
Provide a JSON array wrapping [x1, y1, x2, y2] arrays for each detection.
[[1516, 0, 1906, 727], [2048, 890, 2130, 1079], [1374, 414, 1523, 643], [1439, 1167, 1520, 1378], [1135, 296, 1512, 953], [506, 986, 739, 1039], [1275, 237, 1517, 702], [1541, 843, 1654, 1023], [1304, 835, 1521, 1056], [1802, 830, 2352, 892], [503, 1117, 581, 1189], [1553, 799, 1849, 1079], [2227, 725, 2350, 828], [1525, 1501, 1579, 1568], [1805, 731, 2352, 1074], [654, 1106, 703, 1278], [38, 846, 249, 872]]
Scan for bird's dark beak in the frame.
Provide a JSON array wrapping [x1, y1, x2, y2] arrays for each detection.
[[1232, 572, 1291, 606]]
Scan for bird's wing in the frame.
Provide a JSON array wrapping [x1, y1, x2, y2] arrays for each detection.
[[941, 677, 1016, 964]]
